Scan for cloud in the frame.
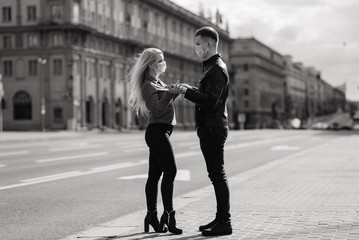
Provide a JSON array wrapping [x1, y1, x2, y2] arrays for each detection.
[[171, 0, 359, 100], [265, 0, 323, 7]]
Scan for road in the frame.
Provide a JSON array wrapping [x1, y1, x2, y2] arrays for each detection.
[[0, 129, 353, 239]]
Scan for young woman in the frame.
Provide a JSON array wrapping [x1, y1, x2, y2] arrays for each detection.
[[127, 48, 182, 235]]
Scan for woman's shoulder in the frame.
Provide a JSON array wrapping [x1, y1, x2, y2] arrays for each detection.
[[142, 79, 156, 91]]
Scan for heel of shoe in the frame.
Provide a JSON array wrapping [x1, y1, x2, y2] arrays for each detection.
[[159, 213, 168, 232], [166, 210, 183, 235], [144, 219, 149, 233]]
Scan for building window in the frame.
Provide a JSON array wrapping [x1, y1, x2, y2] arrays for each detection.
[[172, 21, 177, 35], [99, 63, 103, 78], [3, 35, 12, 49], [53, 107, 63, 123], [142, 8, 149, 30], [244, 100, 249, 108], [53, 33, 63, 46], [124, 2, 132, 24], [2, 7, 11, 22], [28, 34, 39, 47], [3, 61, 13, 76], [84, 61, 88, 77], [53, 59, 63, 75], [72, 0, 80, 24], [13, 91, 32, 120], [27, 6, 36, 21], [243, 64, 249, 71], [51, 4, 63, 21], [29, 60, 38, 76], [244, 89, 249, 96]]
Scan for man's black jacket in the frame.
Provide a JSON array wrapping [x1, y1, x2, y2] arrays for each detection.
[[184, 54, 229, 128]]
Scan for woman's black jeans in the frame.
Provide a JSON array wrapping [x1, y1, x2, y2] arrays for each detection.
[[145, 123, 177, 212], [197, 126, 231, 220]]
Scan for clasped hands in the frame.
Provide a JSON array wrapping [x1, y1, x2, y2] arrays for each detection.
[[166, 83, 193, 94]]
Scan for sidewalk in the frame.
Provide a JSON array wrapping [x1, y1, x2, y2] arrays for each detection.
[[61, 135, 359, 240]]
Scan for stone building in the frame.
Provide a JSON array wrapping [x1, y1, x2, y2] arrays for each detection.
[[230, 37, 346, 129], [283, 56, 307, 122], [230, 38, 285, 129], [0, 0, 231, 130]]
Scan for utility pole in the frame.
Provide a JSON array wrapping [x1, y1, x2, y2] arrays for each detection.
[[38, 58, 47, 131], [0, 74, 3, 132]]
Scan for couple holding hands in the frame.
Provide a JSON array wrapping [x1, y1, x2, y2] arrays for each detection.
[[127, 26, 231, 236]]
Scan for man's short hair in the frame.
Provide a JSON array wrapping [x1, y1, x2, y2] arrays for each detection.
[[195, 27, 219, 43]]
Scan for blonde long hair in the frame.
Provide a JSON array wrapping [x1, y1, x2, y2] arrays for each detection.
[[127, 48, 163, 116]]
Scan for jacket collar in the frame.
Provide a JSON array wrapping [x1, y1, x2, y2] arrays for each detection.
[[202, 54, 221, 71], [145, 72, 159, 83]]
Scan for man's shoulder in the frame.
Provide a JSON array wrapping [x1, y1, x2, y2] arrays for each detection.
[[215, 58, 228, 72], [209, 58, 228, 80]]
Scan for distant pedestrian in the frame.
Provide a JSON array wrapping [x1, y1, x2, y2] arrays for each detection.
[[169, 26, 232, 236], [127, 48, 182, 235]]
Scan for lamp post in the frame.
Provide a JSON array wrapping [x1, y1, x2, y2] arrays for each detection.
[[38, 57, 47, 131], [0, 74, 3, 132]]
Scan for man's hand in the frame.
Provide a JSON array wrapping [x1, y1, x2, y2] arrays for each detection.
[[178, 83, 194, 90], [166, 84, 182, 94], [175, 84, 188, 94]]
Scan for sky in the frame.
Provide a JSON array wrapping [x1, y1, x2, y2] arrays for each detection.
[[171, 0, 359, 101]]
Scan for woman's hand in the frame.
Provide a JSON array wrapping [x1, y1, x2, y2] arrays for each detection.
[[166, 84, 182, 94]]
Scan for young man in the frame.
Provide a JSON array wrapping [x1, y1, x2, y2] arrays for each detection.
[[170, 26, 232, 236]]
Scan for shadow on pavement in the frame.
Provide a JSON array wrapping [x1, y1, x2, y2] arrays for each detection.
[[77, 232, 218, 240]]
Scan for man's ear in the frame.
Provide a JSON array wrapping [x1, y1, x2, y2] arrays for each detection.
[[208, 39, 216, 48], [149, 62, 156, 69]]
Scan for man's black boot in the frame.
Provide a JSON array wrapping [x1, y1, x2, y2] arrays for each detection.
[[199, 217, 217, 231], [201, 219, 232, 236]]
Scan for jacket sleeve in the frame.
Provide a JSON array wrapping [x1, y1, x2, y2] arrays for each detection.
[[142, 83, 174, 118], [184, 67, 227, 110]]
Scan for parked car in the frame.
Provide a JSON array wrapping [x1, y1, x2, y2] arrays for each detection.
[[353, 111, 359, 129], [311, 122, 329, 130]]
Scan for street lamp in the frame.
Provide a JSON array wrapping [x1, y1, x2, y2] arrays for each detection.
[[0, 74, 4, 132], [38, 57, 47, 131]]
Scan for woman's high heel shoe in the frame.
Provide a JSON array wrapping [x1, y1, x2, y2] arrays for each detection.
[[144, 210, 167, 233], [159, 210, 183, 235]]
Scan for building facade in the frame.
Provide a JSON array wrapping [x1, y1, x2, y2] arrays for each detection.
[[0, 0, 231, 131], [283, 56, 307, 123], [230, 38, 285, 129], [304, 66, 321, 125], [230, 37, 346, 129]]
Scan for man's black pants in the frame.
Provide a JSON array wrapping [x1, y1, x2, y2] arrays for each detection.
[[197, 126, 231, 220]]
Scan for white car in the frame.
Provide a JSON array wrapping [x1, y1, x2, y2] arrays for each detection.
[[311, 122, 329, 130]]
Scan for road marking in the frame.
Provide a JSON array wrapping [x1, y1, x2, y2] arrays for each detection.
[[36, 152, 108, 163], [177, 141, 198, 147], [116, 142, 144, 147], [118, 169, 191, 181], [0, 143, 47, 150], [0, 164, 6, 168], [225, 135, 304, 150], [176, 151, 200, 158], [271, 145, 300, 151], [0, 151, 29, 156], [1, 150, 201, 191], [0, 160, 149, 191], [49, 144, 103, 152], [123, 147, 148, 153], [22, 171, 82, 183]]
